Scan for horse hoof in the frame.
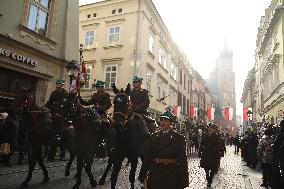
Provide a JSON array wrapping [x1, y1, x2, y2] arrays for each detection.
[[72, 183, 80, 189], [42, 177, 50, 183], [90, 180, 97, 188], [65, 170, 70, 177], [20, 182, 28, 188], [98, 180, 105, 185]]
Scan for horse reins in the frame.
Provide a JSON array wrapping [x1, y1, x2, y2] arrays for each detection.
[[113, 93, 133, 125]]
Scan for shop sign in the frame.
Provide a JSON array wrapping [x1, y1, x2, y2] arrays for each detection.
[[0, 48, 38, 67]]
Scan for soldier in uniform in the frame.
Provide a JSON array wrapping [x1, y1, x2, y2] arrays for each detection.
[[198, 123, 221, 187], [130, 76, 157, 133], [45, 79, 68, 161], [138, 110, 189, 189], [79, 80, 111, 124]]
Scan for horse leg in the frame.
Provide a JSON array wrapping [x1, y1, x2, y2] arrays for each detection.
[[36, 148, 49, 183], [99, 155, 113, 185], [65, 151, 75, 177], [21, 146, 37, 187], [72, 156, 83, 189], [129, 157, 138, 189], [85, 158, 97, 188], [65, 143, 75, 177], [110, 154, 124, 189]]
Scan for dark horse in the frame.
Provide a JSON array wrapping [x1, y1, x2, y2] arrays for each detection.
[[14, 89, 53, 187], [59, 92, 101, 189], [108, 83, 150, 189]]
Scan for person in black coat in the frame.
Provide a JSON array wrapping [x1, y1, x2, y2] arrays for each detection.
[[247, 131, 258, 168], [199, 123, 221, 187], [271, 120, 284, 189], [233, 133, 240, 154], [0, 109, 18, 166]]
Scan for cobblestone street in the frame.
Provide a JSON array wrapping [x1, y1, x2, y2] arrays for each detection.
[[0, 146, 261, 189]]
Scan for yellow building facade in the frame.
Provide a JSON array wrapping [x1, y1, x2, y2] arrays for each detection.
[[79, 0, 193, 117], [255, 0, 284, 124]]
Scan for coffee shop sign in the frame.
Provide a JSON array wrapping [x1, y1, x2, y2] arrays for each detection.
[[0, 48, 38, 67]]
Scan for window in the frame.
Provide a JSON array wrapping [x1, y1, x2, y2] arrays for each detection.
[[118, 8, 123, 13], [112, 9, 116, 14], [84, 31, 95, 47], [163, 53, 167, 69], [28, 0, 50, 36], [148, 34, 154, 53], [93, 13, 97, 18], [108, 26, 120, 44], [87, 14, 91, 19], [105, 65, 117, 88], [159, 48, 163, 64]]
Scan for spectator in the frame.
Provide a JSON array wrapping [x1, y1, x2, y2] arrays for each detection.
[[257, 128, 273, 187], [233, 133, 240, 154]]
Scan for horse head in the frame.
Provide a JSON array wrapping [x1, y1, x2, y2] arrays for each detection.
[[112, 83, 132, 124], [14, 88, 36, 114], [56, 92, 81, 121]]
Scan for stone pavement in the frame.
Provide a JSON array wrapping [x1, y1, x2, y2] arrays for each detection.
[[0, 146, 263, 188]]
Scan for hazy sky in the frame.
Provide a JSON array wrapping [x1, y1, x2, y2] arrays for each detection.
[[79, 0, 271, 116]]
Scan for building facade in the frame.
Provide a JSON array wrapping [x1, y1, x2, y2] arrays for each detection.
[[0, 0, 79, 108], [254, 0, 284, 124], [79, 0, 194, 118], [208, 40, 236, 133]]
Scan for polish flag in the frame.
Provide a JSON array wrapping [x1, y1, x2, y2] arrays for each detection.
[[190, 106, 198, 119], [243, 108, 252, 121], [173, 106, 181, 117], [224, 107, 233, 121], [207, 107, 215, 120]]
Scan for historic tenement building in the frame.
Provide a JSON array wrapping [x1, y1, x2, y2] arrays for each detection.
[[0, 0, 79, 108]]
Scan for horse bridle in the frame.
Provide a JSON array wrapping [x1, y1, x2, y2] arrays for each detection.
[[113, 93, 133, 125]]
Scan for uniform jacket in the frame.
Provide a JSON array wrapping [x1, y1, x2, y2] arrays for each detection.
[[80, 91, 111, 115], [130, 88, 150, 115], [199, 132, 221, 171], [45, 88, 68, 112], [139, 129, 189, 189]]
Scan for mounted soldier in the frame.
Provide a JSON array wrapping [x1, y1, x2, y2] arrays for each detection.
[[45, 79, 68, 161], [79, 80, 112, 125], [130, 76, 157, 133]]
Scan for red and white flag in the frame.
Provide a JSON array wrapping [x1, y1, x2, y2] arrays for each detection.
[[173, 106, 181, 117], [243, 107, 252, 121], [79, 61, 87, 84], [207, 107, 215, 120], [190, 106, 198, 119], [224, 107, 233, 121]]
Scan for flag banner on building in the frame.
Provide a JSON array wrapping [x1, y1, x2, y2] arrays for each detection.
[[190, 106, 198, 119], [173, 106, 181, 117], [224, 107, 233, 121], [207, 107, 215, 120], [243, 107, 252, 121], [79, 61, 87, 85]]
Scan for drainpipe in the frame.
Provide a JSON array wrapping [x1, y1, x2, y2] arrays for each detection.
[[134, 0, 141, 76]]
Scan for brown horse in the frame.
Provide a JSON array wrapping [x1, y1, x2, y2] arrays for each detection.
[[14, 89, 53, 188], [58, 92, 101, 189]]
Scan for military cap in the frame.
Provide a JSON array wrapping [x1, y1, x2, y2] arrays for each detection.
[[95, 80, 105, 87], [159, 110, 176, 122], [56, 79, 65, 84], [133, 76, 143, 82]]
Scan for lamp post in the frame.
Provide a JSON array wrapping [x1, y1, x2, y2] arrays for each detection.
[[65, 60, 80, 91]]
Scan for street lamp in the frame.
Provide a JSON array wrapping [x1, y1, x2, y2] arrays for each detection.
[[65, 60, 80, 89]]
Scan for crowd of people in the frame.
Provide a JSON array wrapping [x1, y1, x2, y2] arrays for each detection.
[[231, 121, 284, 189], [1, 75, 284, 189]]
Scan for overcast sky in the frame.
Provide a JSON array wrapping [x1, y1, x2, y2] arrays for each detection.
[[79, 0, 271, 116]]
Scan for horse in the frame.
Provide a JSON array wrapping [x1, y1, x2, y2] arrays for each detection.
[[58, 92, 101, 189], [107, 83, 151, 189], [14, 89, 53, 187]]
